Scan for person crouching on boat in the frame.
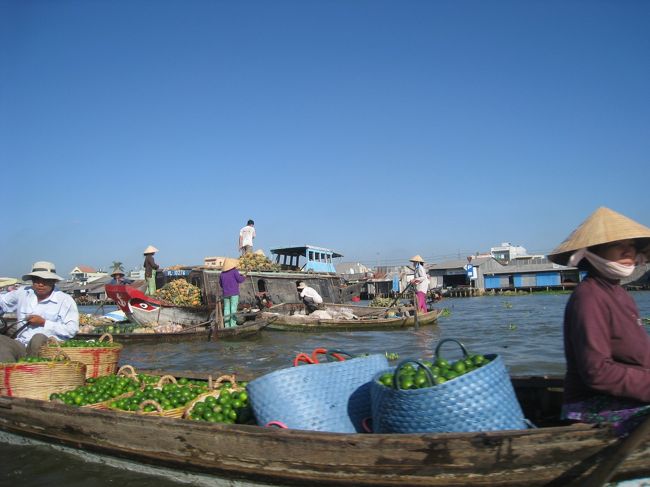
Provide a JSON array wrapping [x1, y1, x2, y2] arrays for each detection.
[[219, 258, 246, 328], [548, 207, 650, 436], [0, 261, 79, 362], [297, 281, 323, 315], [108, 268, 133, 286], [143, 245, 159, 296], [410, 255, 430, 313]]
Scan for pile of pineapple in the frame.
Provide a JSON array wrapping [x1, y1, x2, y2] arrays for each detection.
[[154, 279, 203, 307], [238, 253, 281, 272]]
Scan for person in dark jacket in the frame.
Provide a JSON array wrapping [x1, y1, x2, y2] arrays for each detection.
[[108, 268, 133, 286], [548, 207, 650, 436], [143, 245, 159, 295], [219, 257, 246, 328]]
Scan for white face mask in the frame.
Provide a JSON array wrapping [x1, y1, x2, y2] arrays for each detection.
[[568, 248, 636, 280]]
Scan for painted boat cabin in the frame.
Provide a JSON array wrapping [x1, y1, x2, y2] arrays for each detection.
[[270, 245, 342, 273]]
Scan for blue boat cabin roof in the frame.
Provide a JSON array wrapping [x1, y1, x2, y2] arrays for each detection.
[[270, 245, 342, 273]]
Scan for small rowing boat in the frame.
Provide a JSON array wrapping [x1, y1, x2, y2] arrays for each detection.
[[261, 303, 442, 331]]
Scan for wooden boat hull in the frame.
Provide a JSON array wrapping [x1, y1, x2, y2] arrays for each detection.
[[0, 376, 648, 485], [105, 284, 212, 328], [76, 318, 271, 343], [262, 303, 442, 331]]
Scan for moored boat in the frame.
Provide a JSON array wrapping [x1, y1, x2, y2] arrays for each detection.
[[76, 316, 271, 343], [261, 303, 443, 331], [106, 284, 212, 328], [0, 374, 647, 485]]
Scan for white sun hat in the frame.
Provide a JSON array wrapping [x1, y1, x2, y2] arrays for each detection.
[[22, 261, 63, 281]]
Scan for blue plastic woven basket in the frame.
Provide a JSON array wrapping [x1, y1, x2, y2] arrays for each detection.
[[247, 353, 389, 433], [370, 340, 527, 433]]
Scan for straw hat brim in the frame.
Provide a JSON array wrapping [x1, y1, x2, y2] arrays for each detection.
[[143, 245, 159, 254], [22, 271, 63, 281], [547, 207, 650, 265], [409, 255, 425, 263], [222, 258, 240, 272]]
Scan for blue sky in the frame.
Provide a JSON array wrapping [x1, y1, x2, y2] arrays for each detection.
[[1, 0, 649, 278]]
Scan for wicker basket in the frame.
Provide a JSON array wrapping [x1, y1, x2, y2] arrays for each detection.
[[106, 375, 187, 417], [82, 365, 143, 410], [183, 375, 243, 420], [40, 334, 122, 378], [370, 339, 527, 433], [247, 352, 389, 433], [0, 351, 86, 401]]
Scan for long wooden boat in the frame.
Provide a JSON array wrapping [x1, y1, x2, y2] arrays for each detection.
[[0, 374, 648, 485], [261, 303, 443, 331], [76, 316, 271, 343]]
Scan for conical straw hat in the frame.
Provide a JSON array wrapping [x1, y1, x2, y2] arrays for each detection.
[[547, 207, 650, 265], [143, 245, 159, 254], [222, 257, 239, 272], [409, 255, 424, 263]]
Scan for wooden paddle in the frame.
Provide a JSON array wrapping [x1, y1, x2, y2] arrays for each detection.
[[579, 413, 650, 487], [387, 281, 414, 309]]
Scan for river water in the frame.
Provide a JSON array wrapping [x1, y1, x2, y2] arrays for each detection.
[[2, 292, 650, 487]]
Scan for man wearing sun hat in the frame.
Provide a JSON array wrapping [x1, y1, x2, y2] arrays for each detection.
[[409, 255, 430, 313], [108, 267, 133, 286], [548, 207, 650, 435], [0, 261, 79, 362]]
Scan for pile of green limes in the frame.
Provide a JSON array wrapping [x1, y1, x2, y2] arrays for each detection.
[[55, 340, 121, 348], [50, 374, 140, 406], [16, 356, 54, 363], [186, 384, 252, 424], [378, 354, 490, 390], [109, 382, 209, 412]]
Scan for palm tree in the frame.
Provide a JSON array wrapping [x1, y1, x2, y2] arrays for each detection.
[[111, 261, 124, 273]]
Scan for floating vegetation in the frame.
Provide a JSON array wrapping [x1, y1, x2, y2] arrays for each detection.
[[507, 323, 518, 330], [642, 317, 650, 325], [385, 352, 400, 361], [502, 301, 513, 309], [440, 308, 451, 317]]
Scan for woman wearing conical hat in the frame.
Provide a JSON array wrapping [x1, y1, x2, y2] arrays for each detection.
[[548, 207, 650, 435], [409, 255, 429, 313], [143, 245, 159, 296], [219, 258, 246, 328]]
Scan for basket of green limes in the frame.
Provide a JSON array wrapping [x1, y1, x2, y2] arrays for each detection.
[[39, 334, 122, 379], [370, 338, 527, 433], [0, 351, 86, 401]]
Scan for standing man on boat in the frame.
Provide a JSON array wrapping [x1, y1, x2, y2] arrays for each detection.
[[219, 258, 246, 328], [143, 245, 159, 296], [297, 281, 323, 314], [0, 261, 79, 362], [410, 255, 430, 313], [239, 219, 256, 256]]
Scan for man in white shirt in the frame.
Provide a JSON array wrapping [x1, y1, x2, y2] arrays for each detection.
[[297, 281, 323, 314], [239, 219, 256, 256], [0, 261, 79, 362]]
